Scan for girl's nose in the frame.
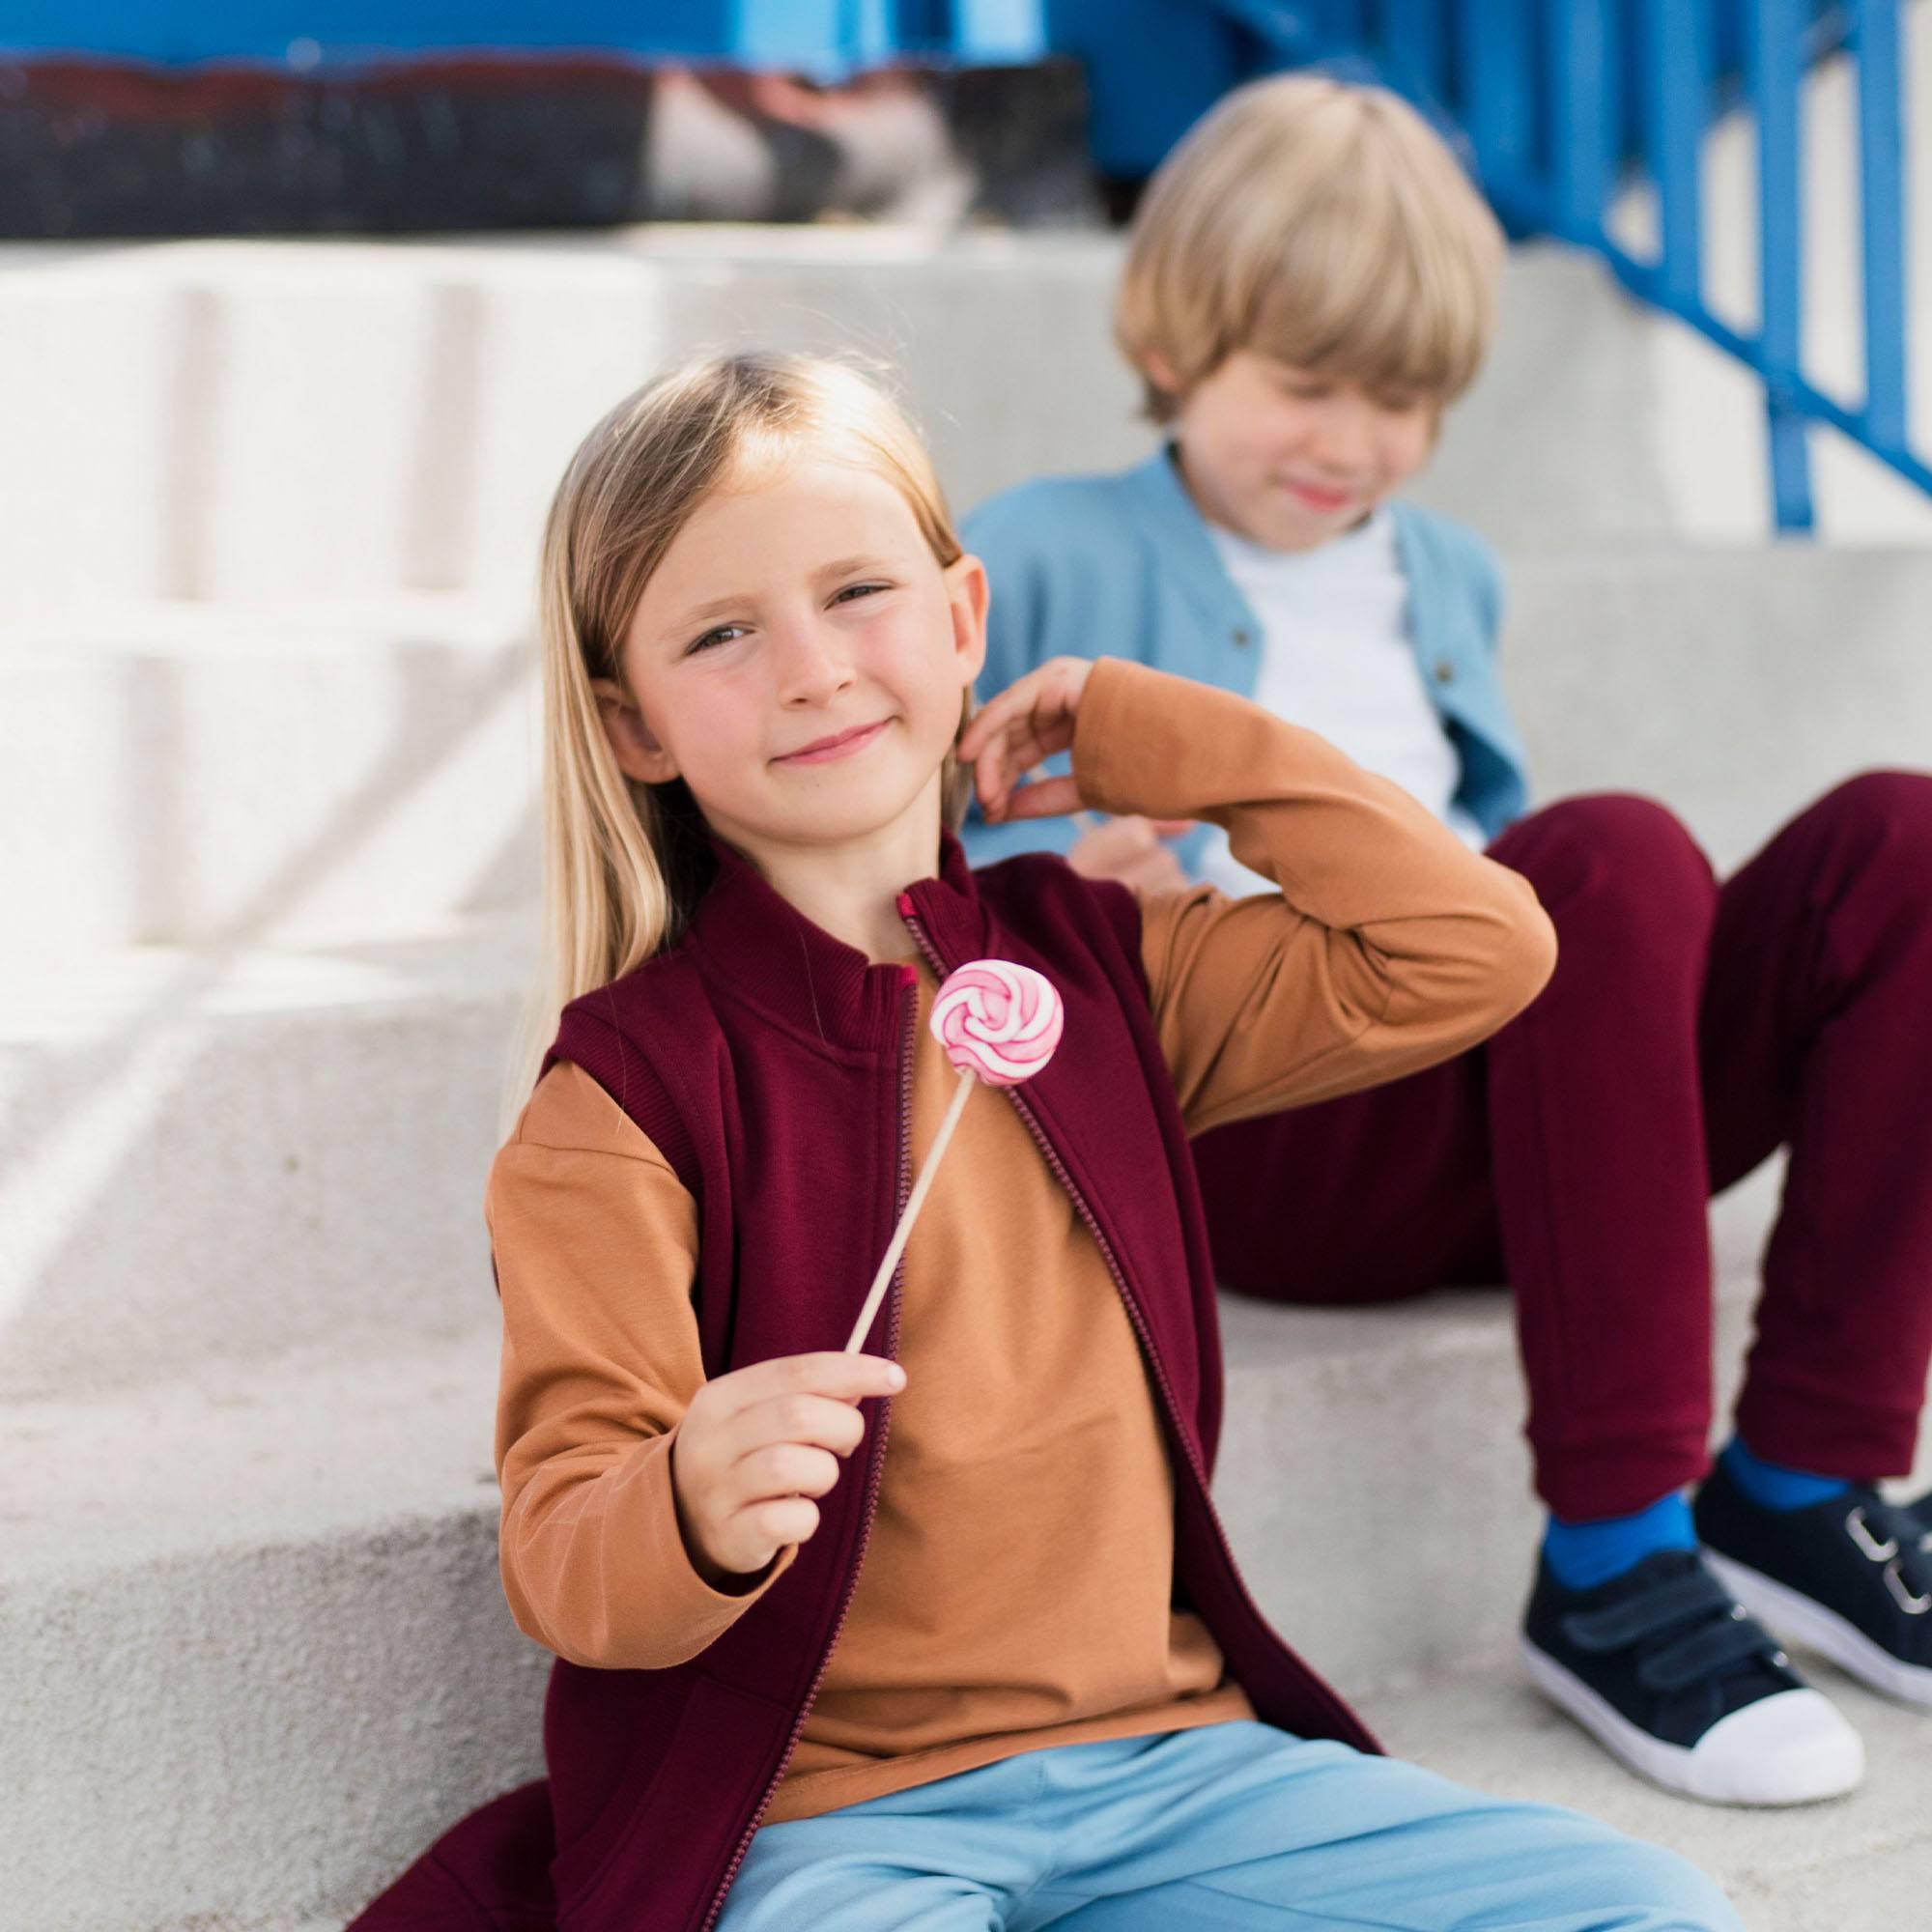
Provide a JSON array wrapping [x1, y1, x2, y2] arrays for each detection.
[[773, 617, 856, 706]]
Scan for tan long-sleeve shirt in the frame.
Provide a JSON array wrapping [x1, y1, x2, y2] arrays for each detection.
[[490, 662, 1556, 1823]]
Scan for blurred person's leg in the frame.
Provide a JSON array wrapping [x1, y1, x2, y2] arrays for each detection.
[[1196, 792, 1719, 1523], [1198, 793, 1867, 1802], [1692, 771, 1932, 1712]]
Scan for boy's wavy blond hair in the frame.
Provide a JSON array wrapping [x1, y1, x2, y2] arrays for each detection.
[[504, 352, 971, 1123], [1116, 72, 1504, 421]]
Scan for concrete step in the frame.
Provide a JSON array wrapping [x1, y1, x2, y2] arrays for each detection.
[[7, 230, 1925, 625], [3, 1329, 548, 1932], [0, 598, 534, 959], [1504, 545, 1932, 872], [23, 1157, 1919, 1932], [8, 540, 1929, 958], [1355, 1651, 1932, 1931], [0, 230, 1147, 614], [0, 879, 1813, 1406], [0, 923, 529, 1403]]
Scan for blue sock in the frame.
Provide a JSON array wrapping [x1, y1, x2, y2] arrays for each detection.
[[1719, 1435, 1848, 1512], [1543, 1492, 1697, 1591]]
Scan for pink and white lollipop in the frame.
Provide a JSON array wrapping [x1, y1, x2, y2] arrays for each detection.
[[845, 959, 1065, 1352], [928, 959, 1065, 1088]]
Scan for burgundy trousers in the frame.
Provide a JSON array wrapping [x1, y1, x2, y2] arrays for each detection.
[[1194, 772, 1932, 1522]]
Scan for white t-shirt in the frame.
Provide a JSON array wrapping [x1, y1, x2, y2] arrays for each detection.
[[1194, 509, 1487, 898]]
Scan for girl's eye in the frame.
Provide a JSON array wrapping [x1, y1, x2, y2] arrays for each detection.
[[684, 624, 746, 656], [1281, 380, 1333, 402], [833, 581, 891, 605]]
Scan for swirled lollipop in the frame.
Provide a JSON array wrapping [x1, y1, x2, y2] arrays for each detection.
[[928, 959, 1065, 1088], [845, 960, 1065, 1352]]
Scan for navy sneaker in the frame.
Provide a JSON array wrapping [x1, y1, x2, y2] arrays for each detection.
[[1522, 1548, 1863, 1804], [1696, 1456, 1932, 1709]]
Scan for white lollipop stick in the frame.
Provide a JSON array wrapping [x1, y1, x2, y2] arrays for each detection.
[[843, 959, 1065, 1355], [843, 1068, 975, 1354]]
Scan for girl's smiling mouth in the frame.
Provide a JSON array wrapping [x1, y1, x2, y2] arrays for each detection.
[[774, 718, 892, 765]]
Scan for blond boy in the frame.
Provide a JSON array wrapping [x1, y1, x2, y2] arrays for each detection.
[[966, 71, 1932, 1807]]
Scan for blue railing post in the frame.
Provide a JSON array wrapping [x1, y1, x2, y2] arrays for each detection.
[[1640, 0, 1711, 307], [1748, 0, 1815, 530], [1851, 0, 1909, 455], [1378, 0, 1449, 103], [1458, 0, 1539, 202], [1548, 0, 1621, 244]]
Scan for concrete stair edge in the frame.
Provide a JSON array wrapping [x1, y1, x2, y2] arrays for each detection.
[[17, 1164, 1932, 1932], [6, 541, 1931, 957], [8, 234, 1930, 619]]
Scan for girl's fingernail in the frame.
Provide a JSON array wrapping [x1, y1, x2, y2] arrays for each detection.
[[886, 1363, 907, 1388]]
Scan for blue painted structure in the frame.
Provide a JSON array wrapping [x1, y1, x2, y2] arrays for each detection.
[[4, 0, 1919, 527], [0, 3, 1048, 76]]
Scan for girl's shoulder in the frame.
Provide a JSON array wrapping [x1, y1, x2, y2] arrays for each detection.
[[501, 1059, 663, 1163]]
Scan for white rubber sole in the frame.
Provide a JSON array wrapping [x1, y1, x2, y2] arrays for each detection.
[[1704, 1548, 1932, 1710], [1520, 1634, 1865, 1806]]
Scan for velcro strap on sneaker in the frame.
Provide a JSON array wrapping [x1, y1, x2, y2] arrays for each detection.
[[1560, 1568, 1737, 1653], [1855, 1499, 1932, 1598], [1638, 1611, 1779, 1692]]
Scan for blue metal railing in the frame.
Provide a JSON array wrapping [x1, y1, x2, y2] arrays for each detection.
[[1477, 0, 1926, 530]]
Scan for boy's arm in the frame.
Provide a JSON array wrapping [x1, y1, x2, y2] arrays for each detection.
[[491, 1065, 791, 1670], [1069, 661, 1556, 1136]]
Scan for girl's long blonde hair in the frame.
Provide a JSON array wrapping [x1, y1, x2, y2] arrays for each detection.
[[503, 352, 970, 1125]]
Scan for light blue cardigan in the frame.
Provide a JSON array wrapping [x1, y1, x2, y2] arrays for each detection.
[[959, 447, 1532, 870]]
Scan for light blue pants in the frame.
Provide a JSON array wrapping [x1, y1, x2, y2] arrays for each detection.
[[717, 1723, 1741, 1931]]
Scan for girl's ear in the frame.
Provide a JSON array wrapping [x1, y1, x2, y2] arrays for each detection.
[[945, 554, 990, 692], [589, 676, 681, 785]]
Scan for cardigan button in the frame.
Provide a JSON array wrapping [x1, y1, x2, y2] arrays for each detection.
[[1233, 627, 1252, 647], [1433, 658, 1454, 684]]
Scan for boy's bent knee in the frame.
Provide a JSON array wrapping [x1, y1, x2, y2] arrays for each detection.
[[1501, 792, 1705, 878], [1492, 793, 1715, 948], [1804, 767, 1932, 867]]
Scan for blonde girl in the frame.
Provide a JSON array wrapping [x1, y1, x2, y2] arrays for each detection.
[[352, 353, 1735, 1932]]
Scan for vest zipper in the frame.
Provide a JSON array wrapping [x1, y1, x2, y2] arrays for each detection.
[[698, 980, 918, 1932], [897, 907, 1343, 1728]]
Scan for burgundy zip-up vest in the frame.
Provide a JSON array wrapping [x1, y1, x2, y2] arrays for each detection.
[[352, 833, 1378, 1932]]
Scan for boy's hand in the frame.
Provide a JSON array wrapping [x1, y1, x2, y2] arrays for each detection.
[[670, 1351, 905, 1588], [1069, 815, 1192, 895], [959, 657, 1095, 822]]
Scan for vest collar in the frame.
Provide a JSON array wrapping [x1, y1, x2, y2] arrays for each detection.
[[687, 829, 989, 1055]]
